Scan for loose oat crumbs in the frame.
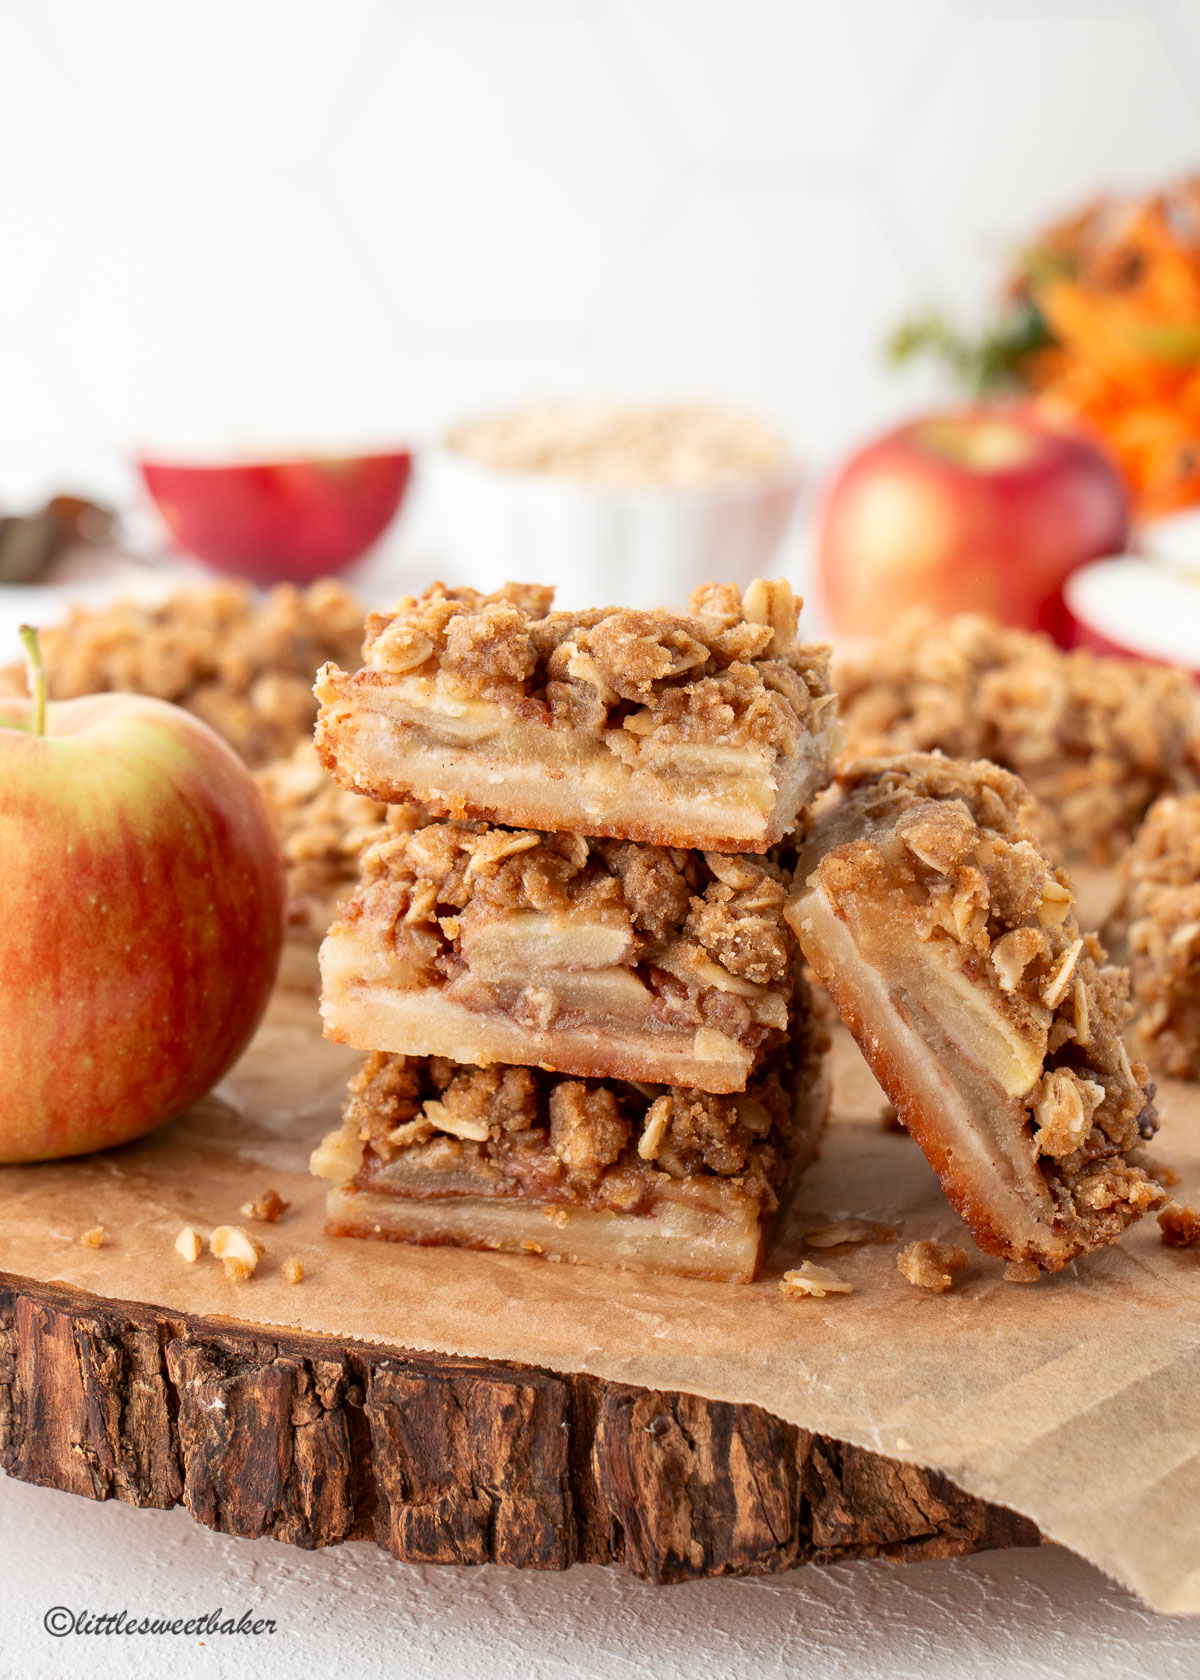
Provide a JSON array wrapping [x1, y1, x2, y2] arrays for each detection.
[[897, 1239, 968, 1293], [779, 1261, 854, 1299], [241, 1188, 290, 1223], [210, 1225, 264, 1280], [282, 1256, 305, 1285], [1159, 1203, 1200, 1248], [174, 1226, 203, 1264], [804, 1218, 897, 1249], [79, 1227, 105, 1249]]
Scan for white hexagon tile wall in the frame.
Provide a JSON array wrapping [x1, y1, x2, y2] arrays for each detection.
[[1, 0, 1199, 511]]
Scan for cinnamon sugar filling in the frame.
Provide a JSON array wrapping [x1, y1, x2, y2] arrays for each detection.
[[320, 818, 799, 1091]]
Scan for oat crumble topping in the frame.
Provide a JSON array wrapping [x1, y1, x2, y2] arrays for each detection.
[[835, 612, 1197, 862], [254, 740, 392, 938], [0, 579, 365, 766], [337, 577, 833, 758], [1113, 792, 1200, 1079]]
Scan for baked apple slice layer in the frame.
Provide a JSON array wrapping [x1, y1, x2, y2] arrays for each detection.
[[319, 818, 798, 1093], [787, 754, 1162, 1271], [310, 992, 828, 1284], [314, 577, 839, 853]]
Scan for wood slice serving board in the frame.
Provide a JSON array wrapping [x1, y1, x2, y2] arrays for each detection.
[[2, 900, 1200, 1610], [0, 1274, 1036, 1581]]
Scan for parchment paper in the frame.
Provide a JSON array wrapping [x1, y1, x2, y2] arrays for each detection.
[[2, 867, 1198, 1616]]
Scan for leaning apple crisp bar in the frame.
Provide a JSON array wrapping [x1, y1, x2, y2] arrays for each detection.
[[314, 578, 838, 853], [310, 986, 828, 1283], [320, 817, 798, 1092], [787, 754, 1162, 1270]]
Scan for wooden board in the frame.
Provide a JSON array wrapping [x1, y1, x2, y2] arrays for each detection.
[[0, 1270, 1039, 1583]]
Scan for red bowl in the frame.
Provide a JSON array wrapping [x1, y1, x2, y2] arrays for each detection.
[[138, 450, 413, 585]]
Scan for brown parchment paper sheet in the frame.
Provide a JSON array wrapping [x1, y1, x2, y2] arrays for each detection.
[[1, 867, 1198, 1616]]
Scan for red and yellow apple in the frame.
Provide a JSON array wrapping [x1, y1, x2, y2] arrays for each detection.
[[816, 408, 1129, 640], [0, 652, 286, 1161]]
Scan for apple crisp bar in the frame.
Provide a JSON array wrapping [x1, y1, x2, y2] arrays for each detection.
[[1115, 792, 1200, 1079], [835, 611, 1197, 863], [787, 754, 1163, 1271], [320, 816, 798, 1092], [0, 578, 365, 766], [255, 739, 393, 941], [310, 992, 828, 1283], [314, 578, 838, 853]]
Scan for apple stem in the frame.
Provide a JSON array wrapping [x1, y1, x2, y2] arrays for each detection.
[[18, 625, 47, 738]]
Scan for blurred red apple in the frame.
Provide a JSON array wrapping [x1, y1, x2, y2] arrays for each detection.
[[0, 648, 285, 1161], [139, 450, 413, 586], [817, 409, 1129, 640]]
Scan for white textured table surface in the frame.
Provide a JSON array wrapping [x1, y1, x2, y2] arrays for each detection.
[[2, 1475, 1197, 1680]]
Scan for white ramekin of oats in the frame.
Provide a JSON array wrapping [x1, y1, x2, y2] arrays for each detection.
[[429, 401, 803, 608]]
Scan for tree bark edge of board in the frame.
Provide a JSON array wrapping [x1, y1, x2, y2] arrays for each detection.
[[0, 1271, 1040, 1582]]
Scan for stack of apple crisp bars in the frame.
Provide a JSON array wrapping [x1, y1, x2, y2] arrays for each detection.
[[307, 578, 840, 1282]]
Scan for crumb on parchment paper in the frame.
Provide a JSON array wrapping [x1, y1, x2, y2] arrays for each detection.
[[240, 1188, 290, 1223], [210, 1225, 264, 1281], [804, 1218, 897, 1249], [1159, 1203, 1200, 1248], [898, 1239, 968, 1293], [79, 1227, 105, 1249], [282, 1256, 305, 1285], [779, 1261, 854, 1299], [174, 1226, 204, 1263]]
